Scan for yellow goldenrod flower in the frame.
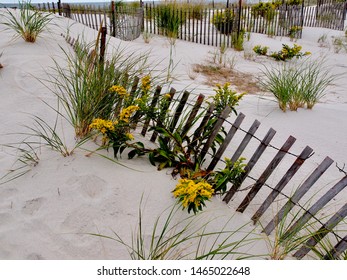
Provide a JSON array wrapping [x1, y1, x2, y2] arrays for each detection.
[[119, 105, 139, 122], [89, 118, 116, 134], [173, 178, 214, 212], [109, 85, 129, 98], [141, 75, 151, 93], [126, 133, 134, 140]]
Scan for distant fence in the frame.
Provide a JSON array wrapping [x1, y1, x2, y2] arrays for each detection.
[[5, 1, 343, 45]]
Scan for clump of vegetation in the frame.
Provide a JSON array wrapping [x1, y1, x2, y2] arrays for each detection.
[[156, 2, 184, 41], [251, 2, 278, 22], [173, 178, 214, 214], [288, 25, 302, 41], [1, 1, 52, 42], [270, 44, 310, 61], [253, 45, 268, 55], [212, 9, 234, 35], [261, 58, 338, 111], [253, 44, 310, 61]]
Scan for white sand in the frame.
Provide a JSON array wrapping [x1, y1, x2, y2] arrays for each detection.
[[0, 11, 347, 259]]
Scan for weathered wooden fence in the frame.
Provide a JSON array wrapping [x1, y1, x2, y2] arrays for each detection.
[[62, 2, 347, 258], [14, 1, 345, 45]]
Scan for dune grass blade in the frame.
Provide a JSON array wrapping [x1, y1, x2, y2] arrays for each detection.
[[260, 58, 338, 111], [1, 1, 52, 42], [91, 202, 260, 260], [44, 39, 151, 138]]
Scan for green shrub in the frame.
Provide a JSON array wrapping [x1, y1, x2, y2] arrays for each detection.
[[212, 9, 234, 35], [253, 45, 268, 55], [270, 44, 310, 61], [252, 2, 278, 22]]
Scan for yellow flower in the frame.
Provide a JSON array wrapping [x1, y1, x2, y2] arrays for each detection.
[[109, 85, 129, 98], [173, 179, 214, 211], [89, 118, 116, 134], [141, 75, 151, 93], [119, 105, 139, 122], [164, 93, 171, 99], [126, 133, 134, 140]]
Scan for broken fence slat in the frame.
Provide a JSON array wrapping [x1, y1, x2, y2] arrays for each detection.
[[251, 145, 314, 223], [223, 127, 276, 204], [263, 156, 334, 235], [236, 135, 296, 213]]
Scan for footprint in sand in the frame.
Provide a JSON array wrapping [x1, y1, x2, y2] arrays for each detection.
[[67, 174, 107, 199], [22, 197, 45, 215]]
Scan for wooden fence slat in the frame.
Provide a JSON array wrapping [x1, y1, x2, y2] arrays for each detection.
[[263, 156, 334, 235], [141, 85, 162, 136], [230, 119, 261, 164], [283, 175, 347, 241], [207, 112, 246, 172], [294, 203, 347, 259], [324, 234, 347, 260], [168, 91, 191, 133], [223, 127, 276, 203], [198, 106, 232, 162], [251, 145, 314, 223], [236, 136, 296, 213], [150, 87, 176, 142], [180, 94, 205, 137], [187, 104, 215, 154]]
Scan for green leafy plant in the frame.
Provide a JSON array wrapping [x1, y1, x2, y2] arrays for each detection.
[[253, 45, 268, 55], [231, 29, 245, 51], [270, 44, 310, 61], [212, 9, 234, 35], [1, 1, 52, 42], [288, 25, 302, 41], [211, 157, 246, 194], [252, 2, 278, 22], [209, 83, 245, 115]]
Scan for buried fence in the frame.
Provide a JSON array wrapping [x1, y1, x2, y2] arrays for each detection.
[[63, 31, 347, 259]]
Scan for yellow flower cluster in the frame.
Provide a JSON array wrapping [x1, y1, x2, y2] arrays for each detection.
[[109, 85, 128, 98], [89, 118, 117, 134], [126, 133, 134, 140], [119, 105, 139, 122], [141, 75, 151, 93], [173, 179, 214, 209]]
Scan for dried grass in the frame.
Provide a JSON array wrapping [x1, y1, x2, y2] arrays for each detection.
[[193, 64, 263, 94]]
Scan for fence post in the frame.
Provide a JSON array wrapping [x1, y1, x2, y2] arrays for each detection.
[[236, 0, 242, 39], [100, 27, 107, 63], [58, 0, 62, 16], [111, 1, 116, 37]]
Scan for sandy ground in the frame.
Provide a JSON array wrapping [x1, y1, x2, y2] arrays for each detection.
[[0, 10, 347, 259]]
